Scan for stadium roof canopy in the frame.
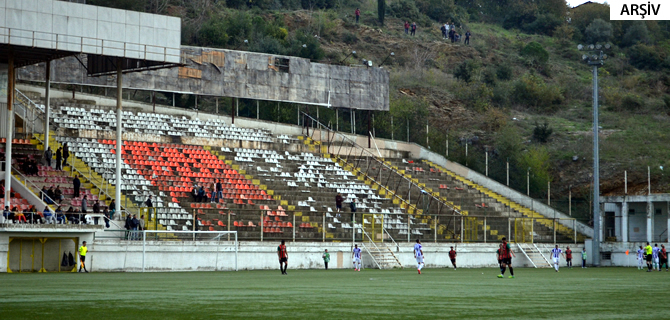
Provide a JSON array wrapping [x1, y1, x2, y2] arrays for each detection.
[[0, 0, 181, 75]]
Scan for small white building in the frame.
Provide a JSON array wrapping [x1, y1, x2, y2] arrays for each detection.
[[600, 194, 670, 243]]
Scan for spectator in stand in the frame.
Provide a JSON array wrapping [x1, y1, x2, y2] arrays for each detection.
[[23, 206, 35, 223], [54, 185, 63, 203], [108, 199, 116, 220], [14, 206, 27, 224], [131, 214, 140, 240], [145, 195, 153, 208], [56, 206, 66, 224], [124, 213, 132, 239], [43, 206, 55, 224], [411, 22, 417, 36], [349, 198, 357, 221], [56, 147, 63, 171], [93, 200, 100, 214], [464, 30, 471, 45], [1, 206, 9, 223], [139, 214, 145, 232], [62, 142, 69, 168], [191, 184, 199, 202], [103, 207, 110, 228], [335, 193, 344, 216], [73, 175, 81, 198], [197, 186, 206, 202], [47, 186, 56, 204], [404, 21, 410, 34], [81, 195, 88, 214], [40, 186, 48, 203], [30, 159, 39, 175], [210, 183, 217, 203], [65, 206, 78, 224], [44, 147, 53, 168], [355, 8, 360, 24], [216, 179, 223, 201]]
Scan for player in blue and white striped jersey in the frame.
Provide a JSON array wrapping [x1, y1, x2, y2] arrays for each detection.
[[551, 245, 564, 272], [637, 246, 645, 270], [414, 239, 424, 274], [352, 244, 362, 271]]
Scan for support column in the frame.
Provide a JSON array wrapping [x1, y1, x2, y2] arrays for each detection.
[[367, 110, 371, 148], [647, 201, 653, 243], [44, 61, 51, 150], [231, 98, 235, 124], [667, 201, 670, 243], [4, 53, 14, 207], [115, 58, 123, 216], [621, 201, 628, 243]]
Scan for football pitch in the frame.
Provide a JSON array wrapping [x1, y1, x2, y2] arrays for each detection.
[[0, 267, 668, 319]]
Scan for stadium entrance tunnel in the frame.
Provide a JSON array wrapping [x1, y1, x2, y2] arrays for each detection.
[[7, 237, 78, 273]]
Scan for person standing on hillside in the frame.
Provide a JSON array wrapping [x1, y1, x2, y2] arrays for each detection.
[[404, 21, 409, 34], [55, 147, 62, 170], [278, 240, 289, 275], [322, 249, 330, 270], [411, 22, 417, 36], [355, 8, 361, 24], [73, 175, 81, 198], [440, 24, 447, 39], [78, 241, 89, 273], [465, 30, 471, 45]]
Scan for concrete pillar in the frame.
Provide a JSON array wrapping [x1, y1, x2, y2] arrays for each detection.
[[621, 201, 628, 242], [646, 201, 653, 243], [4, 53, 14, 207], [115, 59, 123, 216], [667, 201, 670, 243], [44, 61, 51, 149]]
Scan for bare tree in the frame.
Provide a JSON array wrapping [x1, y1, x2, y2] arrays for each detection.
[[410, 46, 436, 70]]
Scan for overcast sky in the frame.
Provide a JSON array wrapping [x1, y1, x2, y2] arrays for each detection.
[[567, 0, 608, 7]]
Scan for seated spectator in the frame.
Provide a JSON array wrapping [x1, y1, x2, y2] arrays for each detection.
[[56, 206, 66, 224], [66, 206, 79, 224], [197, 186, 206, 202], [47, 186, 56, 204], [54, 185, 64, 203], [24, 206, 36, 223], [40, 186, 49, 203], [43, 206, 55, 224], [191, 185, 199, 201], [13, 206, 27, 224], [2, 206, 10, 222]]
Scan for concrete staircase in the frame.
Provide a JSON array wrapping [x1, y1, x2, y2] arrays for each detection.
[[517, 243, 552, 268]]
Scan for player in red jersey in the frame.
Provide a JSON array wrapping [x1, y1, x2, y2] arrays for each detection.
[[448, 246, 457, 270], [277, 240, 288, 275], [565, 246, 573, 269], [497, 237, 516, 279]]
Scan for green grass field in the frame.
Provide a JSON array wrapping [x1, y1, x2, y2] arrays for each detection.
[[1, 267, 668, 319]]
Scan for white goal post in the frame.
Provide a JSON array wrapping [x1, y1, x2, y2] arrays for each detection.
[[140, 230, 238, 272]]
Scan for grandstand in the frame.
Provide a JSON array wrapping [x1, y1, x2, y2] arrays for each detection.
[[12, 88, 588, 248]]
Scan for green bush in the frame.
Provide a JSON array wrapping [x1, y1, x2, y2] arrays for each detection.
[[496, 64, 513, 81], [585, 18, 613, 44], [388, 0, 426, 24], [483, 67, 497, 86], [623, 21, 650, 47], [621, 94, 645, 112], [521, 42, 549, 65], [522, 14, 563, 36], [628, 44, 667, 70], [454, 59, 479, 83], [664, 95, 670, 110], [512, 73, 563, 112], [342, 30, 358, 44], [532, 120, 553, 143]]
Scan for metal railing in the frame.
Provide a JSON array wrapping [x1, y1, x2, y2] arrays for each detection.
[[10, 165, 55, 207], [0, 26, 180, 63], [301, 112, 462, 218]]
